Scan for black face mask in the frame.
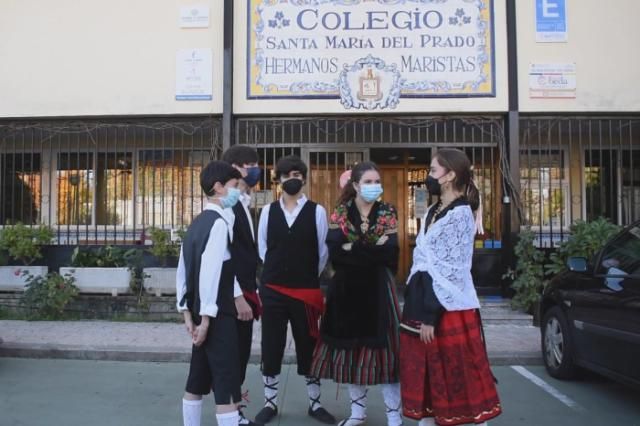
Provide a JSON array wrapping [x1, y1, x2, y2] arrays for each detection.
[[282, 178, 303, 195], [425, 175, 442, 196]]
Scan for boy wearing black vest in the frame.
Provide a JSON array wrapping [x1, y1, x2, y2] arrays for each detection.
[[176, 160, 251, 426], [222, 146, 262, 426], [255, 155, 336, 425]]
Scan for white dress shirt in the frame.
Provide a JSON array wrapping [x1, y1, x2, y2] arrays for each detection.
[[176, 203, 242, 316], [257, 194, 329, 276], [239, 192, 255, 242]]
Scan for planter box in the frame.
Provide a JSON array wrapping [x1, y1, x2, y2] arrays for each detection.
[[0, 266, 48, 291], [143, 267, 177, 297], [60, 267, 131, 296]]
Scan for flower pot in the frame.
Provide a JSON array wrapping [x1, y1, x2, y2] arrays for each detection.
[[59, 267, 131, 296], [143, 267, 177, 297], [0, 266, 48, 291]]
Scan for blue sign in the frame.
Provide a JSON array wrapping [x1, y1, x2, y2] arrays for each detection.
[[536, 0, 567, 42]]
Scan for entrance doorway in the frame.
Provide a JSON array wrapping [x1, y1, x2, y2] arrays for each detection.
[[373, 149, 431, 282], [304, 146, 504, 287]]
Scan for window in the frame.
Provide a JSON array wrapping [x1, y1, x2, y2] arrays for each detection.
[[137, 150, 210, 228], [0, 153, 41, 224], [56, 152, 133, 226], [621, 151, 640, 225], [598, 225, 640, 278], [57, 153, 93, 225], [585, 150, 618, 223], [520, 149, 570, 231]]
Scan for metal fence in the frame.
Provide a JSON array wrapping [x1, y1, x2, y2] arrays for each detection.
[[0, 115, 513, 251], [236, 115, 508, 249], [236, 116, 504, 147], [0, 118, 221, 244], [519, 116, 640, 247]]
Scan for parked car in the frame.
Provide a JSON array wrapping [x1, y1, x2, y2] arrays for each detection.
[[539, 220, 640, 386]]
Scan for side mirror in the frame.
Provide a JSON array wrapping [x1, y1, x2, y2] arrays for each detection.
[[567, 257, 588, 273]]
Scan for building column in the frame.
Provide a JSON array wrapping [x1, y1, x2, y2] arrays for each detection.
[[222, 0, 234, 152], [503, 0, 521, 294]]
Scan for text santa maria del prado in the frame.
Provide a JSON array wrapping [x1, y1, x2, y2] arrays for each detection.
[[248, 0, 495, 108]]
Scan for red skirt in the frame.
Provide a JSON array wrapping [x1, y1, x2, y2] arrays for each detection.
[[399, 310, 501, 425]]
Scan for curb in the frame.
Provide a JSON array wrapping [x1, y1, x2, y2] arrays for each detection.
[[0, 343, 542, 366]]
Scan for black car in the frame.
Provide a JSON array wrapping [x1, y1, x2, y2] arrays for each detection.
[[539, 220, 640, 386]]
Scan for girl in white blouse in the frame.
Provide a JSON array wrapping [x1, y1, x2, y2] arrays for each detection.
[[399, 149, 501, 426]]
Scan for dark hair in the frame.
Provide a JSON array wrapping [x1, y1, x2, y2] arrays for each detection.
[[221, 145, 259, 167], [275, 155, 308, 180], [432, 148, 480, 211], [199, 161, 242, 196], [337, 161, 380, 205]]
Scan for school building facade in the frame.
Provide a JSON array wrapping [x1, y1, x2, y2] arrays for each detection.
[[1, 0, 639, 292]]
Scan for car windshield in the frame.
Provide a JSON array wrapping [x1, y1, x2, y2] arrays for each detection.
[[599, 225, 640, 277]]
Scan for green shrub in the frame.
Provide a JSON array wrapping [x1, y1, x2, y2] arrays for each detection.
[[70, 246, 137, 268], [504, 229, 546, 313], [506, 218, 623, 314], [146, 228, 183, 267], [21, 271, 78, 320], [0, 223, 54, 265], [546, 218, 621, 276]]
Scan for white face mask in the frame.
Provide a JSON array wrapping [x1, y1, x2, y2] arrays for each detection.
[[359, 183, 384, 203], [218, 187, 241, 208]]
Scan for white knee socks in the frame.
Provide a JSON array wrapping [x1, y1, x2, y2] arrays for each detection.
[[215, 410, 239, 426], [306, 376, 323, 410], [182, 399, 202, 426], [263, 374, 279, 409], [382, 383, 403, 426]]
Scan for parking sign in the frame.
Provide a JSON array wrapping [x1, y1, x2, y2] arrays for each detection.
[[536, 0, 567, 42]]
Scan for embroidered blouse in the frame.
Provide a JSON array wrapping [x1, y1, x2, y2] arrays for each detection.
[[407, 202, 480, 312]]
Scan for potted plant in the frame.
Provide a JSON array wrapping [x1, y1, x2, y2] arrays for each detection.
[[60, 246, 138, 296], [143, 227, 184, 297], [0, 223, 54, 291]]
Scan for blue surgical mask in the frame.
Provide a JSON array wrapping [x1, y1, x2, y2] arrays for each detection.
[[359, 184, 383, 203], [219, 187, 241, 208], [244, 166, 261, 187]]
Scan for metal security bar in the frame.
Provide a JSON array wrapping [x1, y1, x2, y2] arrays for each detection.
[[236, 116, 508, 251], [520, 116, 640, 247], [236, 116, 502, 147], [0, 118, 221, 244]]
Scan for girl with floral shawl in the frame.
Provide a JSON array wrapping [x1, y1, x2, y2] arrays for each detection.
[[310, 161, 403, 426]]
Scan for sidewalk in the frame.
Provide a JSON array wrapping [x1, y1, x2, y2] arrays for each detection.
[[0, 301, 542, 365]]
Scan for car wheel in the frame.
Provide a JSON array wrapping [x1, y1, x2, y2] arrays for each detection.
[[541, 306, 578, 380]]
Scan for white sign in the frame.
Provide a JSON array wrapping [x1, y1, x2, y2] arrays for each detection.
[[176, 48, 213, 101], [529, 63, 576, 99], [179, 5, 210, 28], [247, 0, 496, 106], [535, 0, 567, 43]]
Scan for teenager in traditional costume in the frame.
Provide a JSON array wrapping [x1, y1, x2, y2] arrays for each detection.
[[310, 161, 403, 426], [400, 149, 501, 426], [222, 146, 263, 426], [176, 161, 251, 426], [255, 155, 336, 425]]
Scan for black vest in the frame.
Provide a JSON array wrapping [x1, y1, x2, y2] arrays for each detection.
[[261, 200, 319, 289], [231, 202, 258, 292], [180, 210, 236, 323]]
